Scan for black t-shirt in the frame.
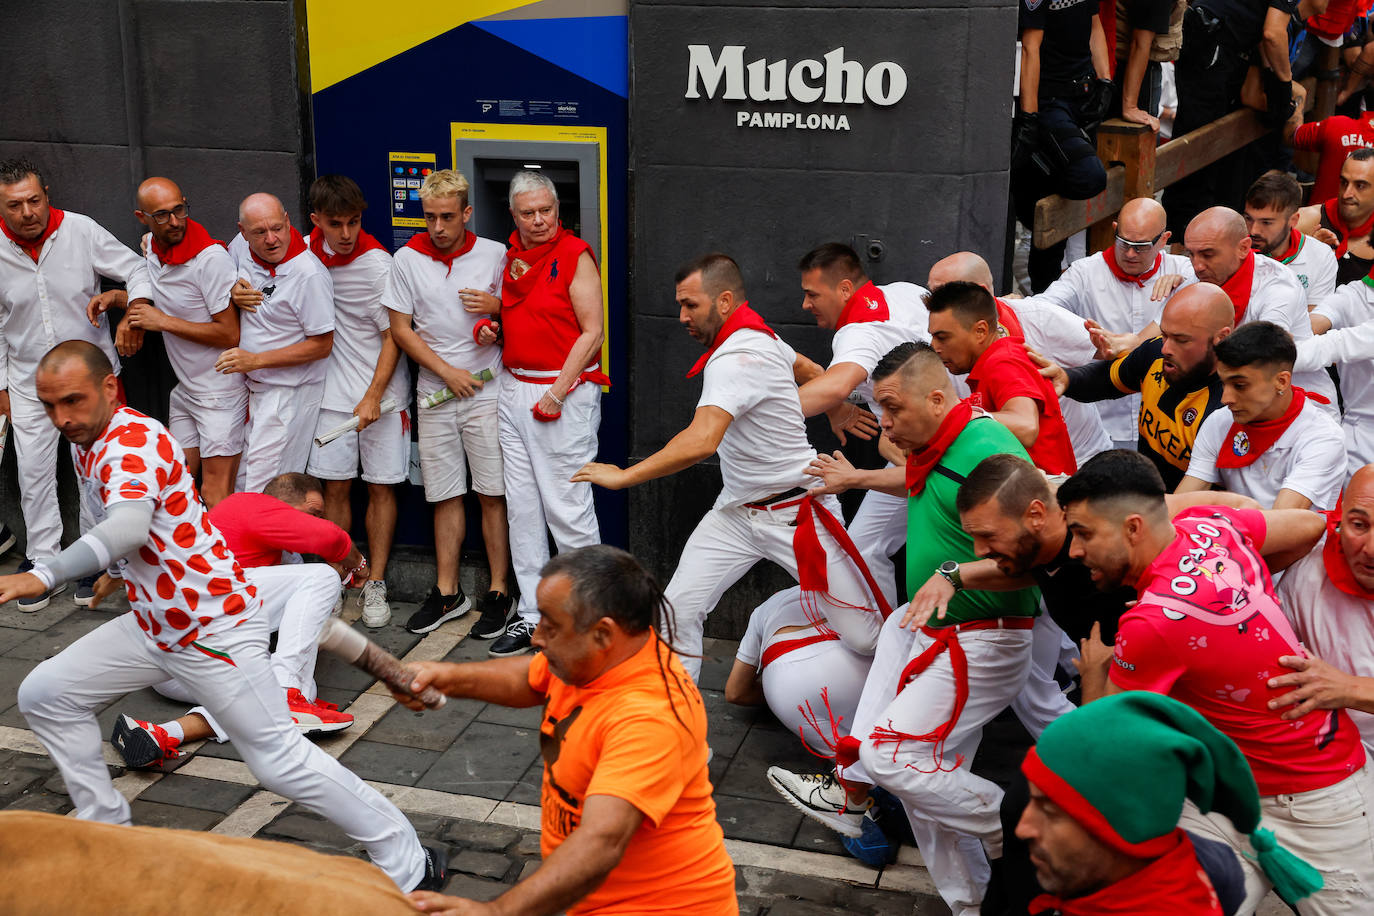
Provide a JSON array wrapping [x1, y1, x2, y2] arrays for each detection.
[[1199, 0, 1298, 47], [1122, 0, 1173, 35], [1030, 532, 1133, 644], [1021, 0, 1098, 87]]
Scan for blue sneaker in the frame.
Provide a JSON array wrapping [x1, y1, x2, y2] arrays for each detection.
[[842, 807, 899, 867], [871, 785, 917, 847]]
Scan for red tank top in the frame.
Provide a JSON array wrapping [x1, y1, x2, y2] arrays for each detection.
[[500, 228, 597, 372]]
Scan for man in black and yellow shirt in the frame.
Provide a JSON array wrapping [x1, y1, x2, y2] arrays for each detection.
[[1034, 283, 1234, 488]]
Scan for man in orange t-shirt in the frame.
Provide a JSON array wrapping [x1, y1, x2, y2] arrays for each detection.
[[396, 545, 736, 916]]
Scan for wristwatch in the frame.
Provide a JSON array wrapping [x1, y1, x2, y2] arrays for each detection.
[[936, 560, 963, 592]]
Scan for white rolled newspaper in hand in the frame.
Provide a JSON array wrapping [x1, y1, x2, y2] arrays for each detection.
[[0, 415, 8, 456], [313, 396, 398, 447]]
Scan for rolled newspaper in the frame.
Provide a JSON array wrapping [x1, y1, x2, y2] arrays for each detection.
[[0, 414, 8, 455], [419, 368, 495, 409], [313, 397, 399, 447], [317, 618, 447, 709]]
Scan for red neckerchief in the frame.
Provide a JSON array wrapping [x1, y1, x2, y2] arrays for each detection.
[[1029, 832, 1223, 916], [835, 281, 890, 328], [905, 400, 975, 495], [686, 302, 777, 378], [1322, 198, 1374, 258], [1219, 250, 1257, 326], [405, 229, 476, 277], [994, 298, 1024, 338], [1276, 227, 1304, 265], [1216, 386, 1329, 468], [249, 225, 308, 277], [504, 224, 593, 300], [151, 218, 224, 266], [310, 228, 386, 269], [1, 206, 64, 263], [1324, 500, 1374, 600], [1101, 247, 1163, 287]]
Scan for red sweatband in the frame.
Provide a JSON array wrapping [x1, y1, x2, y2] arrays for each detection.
[[472, 318, 498, 345], [532, 403, 561, 423]]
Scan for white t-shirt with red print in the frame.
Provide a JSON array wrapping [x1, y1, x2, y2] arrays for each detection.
[[74, 406, 261, 652]]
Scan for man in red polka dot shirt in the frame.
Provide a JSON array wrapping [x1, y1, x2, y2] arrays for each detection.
[[0, 340, 445, 892]]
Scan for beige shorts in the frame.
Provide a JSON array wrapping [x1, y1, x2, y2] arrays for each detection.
[[417, 394, 504, 501], [306, 408, 411, 485], [168, 385, 248, 459]]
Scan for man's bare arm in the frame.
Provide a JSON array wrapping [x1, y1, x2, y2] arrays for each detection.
[[395, 656, 542, 709], [797, 362, 868, 416], [572, 406, 731, 490]]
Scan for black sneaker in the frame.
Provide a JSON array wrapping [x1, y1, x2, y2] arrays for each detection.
[[404, 586, 471, 634], [414, 843, 448, 892], [0, 524, 15, 557], [471, 591, 515, 640], [489, 618, 536, 657], [15, 558, 65, 613], [74, 575, 97, 607]]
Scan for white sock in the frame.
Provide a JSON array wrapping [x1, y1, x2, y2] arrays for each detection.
[[160, 720, 184, 743]]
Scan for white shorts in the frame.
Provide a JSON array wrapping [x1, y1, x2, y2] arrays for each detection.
[[306, 408, 411, 485], [168, 385, 248, 459], [417, 394, 504, 501]]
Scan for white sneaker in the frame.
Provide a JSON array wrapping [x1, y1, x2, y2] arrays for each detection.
[[359, 580, 391, 628], [766, 766, 869, 838]]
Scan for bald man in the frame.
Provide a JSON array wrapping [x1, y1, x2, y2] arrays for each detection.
[[1037, 284, 1232, 489], [1019, 198, 1194, 448], [220, 194, 335, 492], [928, 252, 1112, 464], [1274, 465, 1374, 755], [1183, 207, 1337, 413], [100, 178, 246, 507]]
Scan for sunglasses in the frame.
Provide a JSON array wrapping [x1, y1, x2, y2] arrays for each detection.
[[1114, 230, 1164, 252]]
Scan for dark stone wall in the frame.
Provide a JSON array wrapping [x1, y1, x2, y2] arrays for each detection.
[[628, 0, 1016, 634], [0, 0, 310, 550]]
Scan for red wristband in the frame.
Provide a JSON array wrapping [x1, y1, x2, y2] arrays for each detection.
[[473, 318, 498, 345], [532, 403, 561, 422]]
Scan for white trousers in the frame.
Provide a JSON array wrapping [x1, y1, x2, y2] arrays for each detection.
[[241, 380, 325, 492], [16, 608, 425, 889], [9, 383, 63, 559], [759, 627, 871, 754], [665, 493, 883, 681], [153, 563, 341, 740], [1008, 611, 1076, 739], [1179, 765, 1374, 916], [845, 487, 909, 610], [498, 373, 601, 624], [841, 608, 1033, 916]]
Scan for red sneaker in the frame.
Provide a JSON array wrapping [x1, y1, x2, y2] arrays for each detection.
[[110, 714, 182, 768], [286, 688, 353, 734]]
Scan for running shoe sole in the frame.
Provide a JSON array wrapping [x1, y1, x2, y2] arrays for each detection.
[[291, 715, 354, 735], [73, 592, 96, 608], [17, 582, 65, 614], [110, 714, 168, 768], [405, 595, 472, 634], [766, 768, 865, 838]]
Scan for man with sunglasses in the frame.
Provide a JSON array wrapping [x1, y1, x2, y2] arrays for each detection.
[[0, 157, 152, 611], [97, 177, 246, 508], [1022, 197, 1192, 449]]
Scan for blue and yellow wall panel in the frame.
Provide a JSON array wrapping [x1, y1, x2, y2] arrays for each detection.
[[306, 0, 630, 545]]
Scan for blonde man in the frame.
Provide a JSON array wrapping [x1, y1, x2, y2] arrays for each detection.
[[385, 170, 513, 637]]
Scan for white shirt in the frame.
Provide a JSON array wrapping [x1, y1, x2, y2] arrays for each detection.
[[699, 327, 818, 509], [735, 587, 812, 667], [1005, 297, 1114, 464], [1239, 254, 1339, 412], [1307, 278, 1374, 472], [1274, 233, 1338, 310], [0, 211, 149, 391], [1277, 536, 1374, 752], [308, 238, 411, 412], [233, 245, 335, 389], [1023, 252, 1193, 443], [1184, 399, 1346, 509], [829, 282, 929, 416], [383, 238, 505, 400], [145, 243, 244, 402]]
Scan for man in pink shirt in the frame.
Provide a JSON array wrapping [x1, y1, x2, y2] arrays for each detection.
[[109, 472, 366, 764]]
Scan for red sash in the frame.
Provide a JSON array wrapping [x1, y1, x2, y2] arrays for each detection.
[[151, 218, 224, 266], [310, 228, 386, 269], [1277, 228, 1304, 266], [1220, 251, 1257, 327], [503, 225, 594, 302], [1101, 247, 1163, 286], [835, 281, 890, 328], [760, 630, 841, 670], [1324, 501, 1374, 600], [249, 225, 308, 277], [1216, 387, 1328, 468], [905, 400, 974, 495], [686, 302, 777, 378], [405, 228, 476, 276], [1322, 198, 1374, 258], [1, 206, 64, 263]]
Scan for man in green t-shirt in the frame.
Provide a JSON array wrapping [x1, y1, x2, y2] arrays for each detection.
[[768, 341, 1038, 916]]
